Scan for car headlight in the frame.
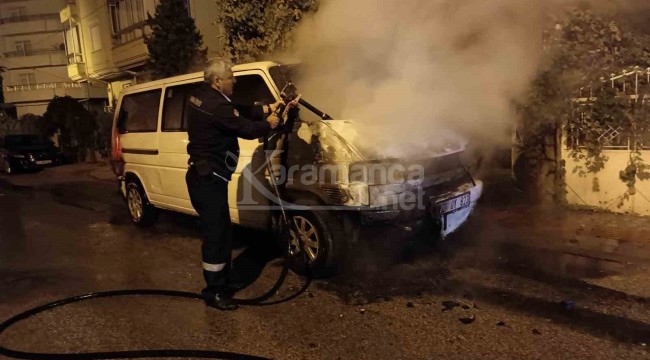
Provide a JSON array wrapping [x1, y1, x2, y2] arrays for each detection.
[[368, 183, 405, 207], [347, 182, 369, 206]]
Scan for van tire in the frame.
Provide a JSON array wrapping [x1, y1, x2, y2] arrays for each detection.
[[285, 209, 345, 278], [126, 180, 158, 227]]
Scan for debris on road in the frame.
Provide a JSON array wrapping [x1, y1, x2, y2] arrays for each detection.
[[560, 300, 576, 311], [459, 315, 476, 325], [532, 329, 542, 335], [441, 300, 461, 311], [359, 308, 366, 315], [308, 292, 315, 298], [496, 321, 507, 327], [406, 301, 415, 308]]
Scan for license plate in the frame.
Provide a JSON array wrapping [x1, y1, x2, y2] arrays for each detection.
[[36, 160, 52, 165], [436, 192, 470, 215]]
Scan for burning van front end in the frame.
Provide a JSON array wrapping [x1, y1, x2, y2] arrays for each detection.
[[324, 155, 482, 239], [289, 120, 483, 240]]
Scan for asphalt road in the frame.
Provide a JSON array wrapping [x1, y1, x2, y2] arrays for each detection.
[[0, 172, 649, 359]]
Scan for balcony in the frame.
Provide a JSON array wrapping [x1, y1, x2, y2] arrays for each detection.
[[59, 3, 80, 23], [67, 62, 87, 81], [0, 13, 60, 25], [0, 14, 62, 36], [112, 37, 149, 69], [4, 82, 107, 104], [2, 49, 67, 68]]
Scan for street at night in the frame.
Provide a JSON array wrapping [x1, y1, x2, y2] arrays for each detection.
[[1, 164, 649, 359], [3, 1, 650, 359]]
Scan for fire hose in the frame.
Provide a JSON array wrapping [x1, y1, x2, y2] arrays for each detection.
[[0, 102, 311, 360]]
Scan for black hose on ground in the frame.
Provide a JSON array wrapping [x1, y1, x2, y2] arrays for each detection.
[[0, 104, 314, 359], [0, 289, 267, 360], [0, 171, 312, 359], [0, 247, 311, 360]]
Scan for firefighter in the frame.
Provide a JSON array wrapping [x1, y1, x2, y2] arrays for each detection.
[[186, 58, 281, 311]]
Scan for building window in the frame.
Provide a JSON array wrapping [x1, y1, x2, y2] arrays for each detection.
[[14, 40, 32, 55], [90, 23, 102, 52], [18, 73, 36, 85], [110, 0, 189, 45], [8, 7, 27, 20], [64, 25, 83, 63], [109, 3, 120, 34]]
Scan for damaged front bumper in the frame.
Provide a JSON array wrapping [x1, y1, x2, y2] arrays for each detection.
[[359, 180, 483, 238]]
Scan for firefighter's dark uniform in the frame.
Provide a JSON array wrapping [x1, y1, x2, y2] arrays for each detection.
[[185, 82, 271, 303]]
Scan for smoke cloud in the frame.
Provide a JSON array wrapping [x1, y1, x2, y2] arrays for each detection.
[[281, 0, 551, 159]]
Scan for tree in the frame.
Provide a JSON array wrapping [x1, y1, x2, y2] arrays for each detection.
[[42, 96, 97, 162], [145, 0, 207, 79], [218, 0, 318, 62], [517, 6, 650, 203]]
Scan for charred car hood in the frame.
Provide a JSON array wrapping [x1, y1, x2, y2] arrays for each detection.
[[304, 119, 467, 162]]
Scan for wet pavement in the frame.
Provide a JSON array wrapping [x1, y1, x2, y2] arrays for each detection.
[[1, 165, 650, 359]]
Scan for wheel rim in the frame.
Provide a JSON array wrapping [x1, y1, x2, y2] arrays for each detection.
[[127, 187, 143, 222], [289, 216, 320, 262]]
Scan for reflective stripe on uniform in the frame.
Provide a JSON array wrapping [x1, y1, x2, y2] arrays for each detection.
[[202, 262, 226, 272], [212, 171, 229, 183]]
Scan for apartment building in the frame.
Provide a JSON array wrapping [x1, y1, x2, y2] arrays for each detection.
[[60, 0, 225, 109], [0, 0, 107, 117]]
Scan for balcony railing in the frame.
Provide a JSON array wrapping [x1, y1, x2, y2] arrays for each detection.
[[113, 21, 148, 46], [5, 82, 82, 93], [0, 13, 61, 24], [3, 48, 64, 58]]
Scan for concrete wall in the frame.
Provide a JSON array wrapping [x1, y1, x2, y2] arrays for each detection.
[[15, 103, 48, 118], [562, 142, 650, 216]]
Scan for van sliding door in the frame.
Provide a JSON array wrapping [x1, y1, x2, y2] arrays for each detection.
[[157, 81, 201, 212]]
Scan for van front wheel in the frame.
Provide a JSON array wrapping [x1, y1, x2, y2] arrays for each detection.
[[126, 180, 158, 227], [286, 210, 345, 278]]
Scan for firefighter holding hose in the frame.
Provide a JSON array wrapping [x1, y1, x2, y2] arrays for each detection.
[[185, 58, 283, 311]]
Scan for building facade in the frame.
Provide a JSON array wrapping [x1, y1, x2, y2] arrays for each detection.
[[0, 0, 107, 117], [59, 0, 225, 109]]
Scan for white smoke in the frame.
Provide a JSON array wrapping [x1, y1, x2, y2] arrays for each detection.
[[281, 0, 551, 159]]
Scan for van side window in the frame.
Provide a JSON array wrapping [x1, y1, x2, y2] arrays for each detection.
[[231, 74, 275, 106], [162, 82, 201, 131], [117, 90, 161, 133]]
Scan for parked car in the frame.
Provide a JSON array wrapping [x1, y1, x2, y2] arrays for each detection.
[[0, 134, 62, 174], [110, 61, 483, 276]]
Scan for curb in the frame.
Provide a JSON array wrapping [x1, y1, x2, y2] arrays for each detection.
[[88, 172, 117, 183]]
